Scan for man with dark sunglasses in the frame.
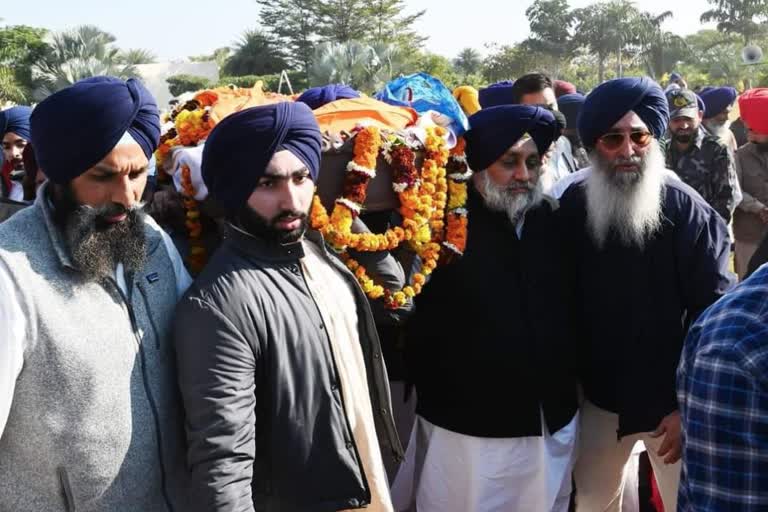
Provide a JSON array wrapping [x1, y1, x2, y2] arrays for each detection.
[[661, 88, 740, 223], [555, 77, 733, 512]]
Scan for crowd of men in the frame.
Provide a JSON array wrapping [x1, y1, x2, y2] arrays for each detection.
[[1, 70, 767, 512]]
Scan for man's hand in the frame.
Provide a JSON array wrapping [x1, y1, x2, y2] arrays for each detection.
[[649, 411, 682, 464]]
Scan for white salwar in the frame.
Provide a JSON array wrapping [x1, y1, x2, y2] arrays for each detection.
[[391, 411, 579, 512]]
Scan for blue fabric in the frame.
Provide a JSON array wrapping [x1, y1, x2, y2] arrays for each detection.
[[677, 265, 768, 511], [296, 84, 360, 110], [30, 76, 159, 184], [0, 106, 32, 141], [478, 80, 515, 108], [375, 72, 468, 135], [700, 86, 738, 119], [464, 105, 559, 172], [202, 102, 321, 211], [578, 77, 669, 148], [557, 93, 585, 131]]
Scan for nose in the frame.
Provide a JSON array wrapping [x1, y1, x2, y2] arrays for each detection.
[[278, 180, 304, 212], [111, 174, 137, 209], [616, 133, 635, 159], [511, 161, 531, 183], [11, 146, 22, 160]]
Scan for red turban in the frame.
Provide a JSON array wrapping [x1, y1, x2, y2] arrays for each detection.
[[739, 88, 768, 135], [554, 80, 576, 98]]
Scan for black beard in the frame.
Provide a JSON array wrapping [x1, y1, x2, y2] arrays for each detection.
[[233, 206, 308, 245], [672, 132, 694, 144], [52, 185, 147, 281]]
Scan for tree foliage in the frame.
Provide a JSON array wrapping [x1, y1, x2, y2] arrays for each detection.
[[222, 29, 289, 76]]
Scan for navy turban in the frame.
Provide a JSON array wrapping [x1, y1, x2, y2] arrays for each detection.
[[557, 93, 585, 130], [479, 80, 515, 108], [296, 84, 361, 110], [202, 101, 322, 211], [465, 105, 559, 172], [578, 77, 669, 149], [700, 86, 738, 119], [30, 76, 159, 185], [0, 106, 32, 141]]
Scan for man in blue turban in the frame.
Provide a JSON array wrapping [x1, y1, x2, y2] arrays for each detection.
[[0, 106, 32, 201], [393, 105, 579, 512], [175, 101, 407, 511], [0, 76, 193, 511], [296, 83, 360, 110], [554, 77, 733, 512], [558, 93, 590, 169], [699, 86, 739, 151], [478, 80, 515, 108]]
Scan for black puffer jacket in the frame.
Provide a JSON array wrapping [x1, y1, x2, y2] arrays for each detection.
[[173, 228, 404, 512]]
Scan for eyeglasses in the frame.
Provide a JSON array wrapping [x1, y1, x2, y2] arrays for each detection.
[[597, 130, 653, 150]]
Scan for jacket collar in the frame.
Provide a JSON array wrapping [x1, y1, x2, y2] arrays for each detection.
[[226, 222, 330, 263]]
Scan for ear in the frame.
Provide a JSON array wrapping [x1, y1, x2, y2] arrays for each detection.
[[697, 111, 705, 122]]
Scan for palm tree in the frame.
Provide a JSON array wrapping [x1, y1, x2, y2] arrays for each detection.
[[310, 40, 405, 92], [32, 25, 144, 100], [222, 29, 289, 76], [119, 48, 157, 66], [701, 0, 768, 46], [454, 48, 482, 79], [632, 10, 690, 79]]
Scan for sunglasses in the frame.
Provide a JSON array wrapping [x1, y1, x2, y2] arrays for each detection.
[[598, 130, 653, 150]]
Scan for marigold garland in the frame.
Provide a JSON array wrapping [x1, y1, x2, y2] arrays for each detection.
[[310, 125, 461, 309], [442, 136, 472, 259], [180, 165, 207, 274]]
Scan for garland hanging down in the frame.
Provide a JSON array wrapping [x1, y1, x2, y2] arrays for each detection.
[[310, 125, 470, 309]]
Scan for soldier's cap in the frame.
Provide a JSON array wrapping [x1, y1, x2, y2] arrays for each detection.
[[666, 89, 702, 119]]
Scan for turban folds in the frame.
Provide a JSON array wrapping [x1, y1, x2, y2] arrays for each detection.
[[296, 84, 360, 110], [30, 76, 159, 184], [0, 106, 32, 141], [554, 80, 576, 98], [700, 86, 738, 119], [202, 101, 321, 210], [479, 80, 515, 108], [739, 88, 768, 135], [465, 105, 559, 172], [578, 77, 669, 148]]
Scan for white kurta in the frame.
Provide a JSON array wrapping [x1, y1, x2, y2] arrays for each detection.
[[391, 412, 578, 512]]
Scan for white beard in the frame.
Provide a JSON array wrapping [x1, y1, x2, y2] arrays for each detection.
[[585, 140, 666, 249], [480, 171, 544, 226], [704, 120, 731, 140]]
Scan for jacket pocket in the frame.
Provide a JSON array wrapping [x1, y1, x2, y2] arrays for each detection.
[[58, 466, 76, 512]]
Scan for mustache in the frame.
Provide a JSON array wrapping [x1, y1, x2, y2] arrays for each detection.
[[504, 181, 535, 191], [271, 210, 307, 224]]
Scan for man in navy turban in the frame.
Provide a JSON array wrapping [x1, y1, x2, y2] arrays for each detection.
[[699, 86, 739, 151], [296, 83, 360, 110], [478, 80, 515, 108], [554, 77, 733, 512], [0, 76, 193, 511], [394, 104, 579, 512], [176, 100, 408, 510], [0, 106, 32, 201], [557, 93, 590, 169]]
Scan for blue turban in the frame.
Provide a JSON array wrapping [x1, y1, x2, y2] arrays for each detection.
[[296, 84, 360, 110], [557, 93, 585, 130], [479, 80, 516, 109], [465, 105, 559, 172], [202, 101, 322, 211], [0, 106, 32, 141], [700, 86, 738, 119], [578, 77, 669, 149], [30, 76, 159, 185]]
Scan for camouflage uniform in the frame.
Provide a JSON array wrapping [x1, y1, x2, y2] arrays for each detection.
[[661, 127, 740, 223]]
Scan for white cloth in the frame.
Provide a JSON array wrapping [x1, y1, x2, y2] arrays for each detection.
[[300, 241, 393, 512], [0, 220, 192, 436], [574, 401, 680, 512], [168, 145, 208, 200], [7, 181, 23, 202], [391, 412, 579, 512]]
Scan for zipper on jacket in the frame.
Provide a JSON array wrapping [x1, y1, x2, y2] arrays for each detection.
[[106, 278, 175, 512], [58, 466, 76, 512], [296, 265, 372, 506]]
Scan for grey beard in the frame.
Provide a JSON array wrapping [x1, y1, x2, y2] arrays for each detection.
[[65, 203, 148, 282], [479, 171, 543, 225], [586, 140, 665, 250], [704, 120, 730, 140]]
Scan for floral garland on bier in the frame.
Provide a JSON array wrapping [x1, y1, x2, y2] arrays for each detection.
[[310, 125, 470, 309]]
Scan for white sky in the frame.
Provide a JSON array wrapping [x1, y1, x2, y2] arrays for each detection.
[[4, 0, 716, 61]]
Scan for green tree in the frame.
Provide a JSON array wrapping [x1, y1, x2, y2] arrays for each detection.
[[573, 0, 639, 81], [315, 0, 371, 43], [701, 0, 768, 45], [481, 42, 549, 83], [166, 74, 212, 96], [365, 0, 427, 48], [222, 29, 289, 76], [454, 48, 482, 79], [0, 67, 27, 103], [0, 25, 49, 97], [119, 48, 157, 66], [633, 10, 689, 79], [255, 0, 318, 80], [309, 40, 405, 92], [32, 25, 148, 99], [525, 0, 577, 73]]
